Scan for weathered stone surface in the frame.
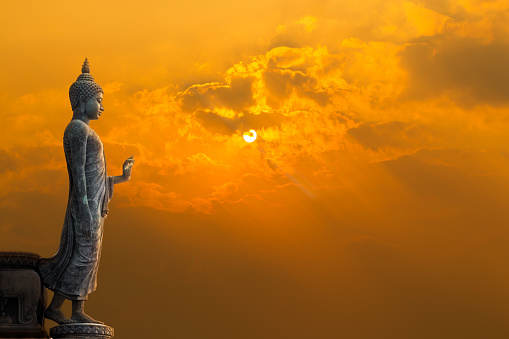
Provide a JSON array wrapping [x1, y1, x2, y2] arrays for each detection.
[[0, 252, 40, 270], [50, 323, 114, 339], [0, 252, 48, 338]]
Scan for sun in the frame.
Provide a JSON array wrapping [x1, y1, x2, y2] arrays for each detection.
[[243, 129, 257, 143]]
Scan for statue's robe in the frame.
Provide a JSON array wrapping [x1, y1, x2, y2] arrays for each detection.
[[39, 120, 114, 300]]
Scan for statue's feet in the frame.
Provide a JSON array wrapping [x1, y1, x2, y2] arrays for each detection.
[[44, 307, 75, 325], [71, 311, 104, 324]]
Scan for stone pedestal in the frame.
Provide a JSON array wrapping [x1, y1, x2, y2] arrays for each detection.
[[0, 252, 48, 338], [49, 324, 113, 339]]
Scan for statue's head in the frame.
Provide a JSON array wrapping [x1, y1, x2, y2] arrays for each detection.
[[69, 58, 103, 111]]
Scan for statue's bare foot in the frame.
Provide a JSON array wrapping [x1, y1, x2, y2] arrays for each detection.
[[44, 307, 75, 325], [71, 311, 104, 324]]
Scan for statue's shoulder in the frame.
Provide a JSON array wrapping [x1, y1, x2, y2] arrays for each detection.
[[64, 119, 91, 139]]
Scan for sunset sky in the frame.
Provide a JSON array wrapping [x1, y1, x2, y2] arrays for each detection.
[[1, 0, 509, 337]]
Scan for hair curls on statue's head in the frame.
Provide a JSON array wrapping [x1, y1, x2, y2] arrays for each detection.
[[69, 58, 103, 110]]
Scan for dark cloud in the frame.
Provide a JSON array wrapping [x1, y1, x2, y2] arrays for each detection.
[[194, 110, 238, 135], [0, 148, 21, 173], [180, 77, 256, 112], [346, 121, 433, 150], [369, 148, 509, 226], [268, 18, 322, 50], [408, 0, 468, 20], [0, 190, 67, 252], [263, 68, 330, 107], [194, 110, 287, 135], [238, 111, 287, 131], [0, 145, 63, 173], [399, 37, 509, 106]]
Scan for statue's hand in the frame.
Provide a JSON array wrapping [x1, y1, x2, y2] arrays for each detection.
[[122, 155, 135, 181], [79, 210, 93, 239]]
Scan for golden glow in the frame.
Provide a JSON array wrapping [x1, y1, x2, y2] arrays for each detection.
[[243, 129, 257, 143], [1, 0, 509, 337]]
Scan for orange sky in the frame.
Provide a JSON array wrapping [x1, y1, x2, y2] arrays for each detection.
[[2, 0, 509, 337]]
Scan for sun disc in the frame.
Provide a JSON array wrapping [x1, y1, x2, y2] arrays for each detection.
[[243, 129, 257, 143]]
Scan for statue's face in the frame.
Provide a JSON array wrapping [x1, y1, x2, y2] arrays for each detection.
[[84, 92, 104, 120]]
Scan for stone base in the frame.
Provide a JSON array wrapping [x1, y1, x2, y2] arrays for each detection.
[[0, 325, 47, 338], [0, 252, 48, 339], [49, 324, 113, 339]]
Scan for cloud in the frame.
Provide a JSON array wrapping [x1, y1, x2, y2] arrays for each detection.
[[0, 148, 21, 174], [174, 153, 227, 176], [400, 37, 509, 106], [0, 145, 66, 202], [0, 6, 507, 222], [193, 110, 238, 135], [180, 77, 256, 113], [269, 15, 321, 49], [193, 109, 288, 135], [393, 2, 509, 107], [263, 66, 331, 107], [346, 121, 435, 152], [119, 181, 213, 214]]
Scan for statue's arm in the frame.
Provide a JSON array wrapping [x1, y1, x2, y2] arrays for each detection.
[[110, 156, 134, 185], [69, 124, 93, 237], [111, 175, 128, 185]]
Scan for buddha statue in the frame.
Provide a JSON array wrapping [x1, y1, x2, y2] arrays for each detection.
[[38, 58, 135, 325]]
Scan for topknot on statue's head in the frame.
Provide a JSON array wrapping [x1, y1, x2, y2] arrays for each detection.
[[82, 57, 90, 73]]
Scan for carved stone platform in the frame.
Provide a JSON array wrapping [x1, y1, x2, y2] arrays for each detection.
[[0, 252, 48, 338], [50, 324, 114, 339]]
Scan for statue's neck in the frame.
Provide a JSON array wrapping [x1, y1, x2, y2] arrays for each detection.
[[71, 111, 90, 125]]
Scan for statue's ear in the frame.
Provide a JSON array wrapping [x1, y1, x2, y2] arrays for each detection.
[[79, 95, 85, 113]]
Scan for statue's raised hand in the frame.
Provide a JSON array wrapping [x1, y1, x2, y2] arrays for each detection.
[[122, 156, 135, 181]]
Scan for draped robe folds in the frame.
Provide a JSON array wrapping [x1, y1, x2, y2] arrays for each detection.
[[39, 120, 114, 300]]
